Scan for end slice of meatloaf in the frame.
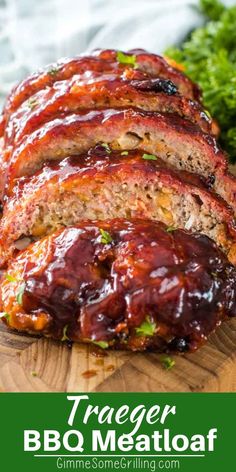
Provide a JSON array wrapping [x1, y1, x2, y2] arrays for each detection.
[[92, 48, 201, 101], [1, 219, 236, 352], [4, 75, 214, 147], [3, 109, 236, 215], [2, 48, 199, 122], [1, 147, 236, 265]]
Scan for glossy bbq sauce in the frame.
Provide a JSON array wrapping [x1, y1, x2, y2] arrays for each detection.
[[14, 219, 236, 352]]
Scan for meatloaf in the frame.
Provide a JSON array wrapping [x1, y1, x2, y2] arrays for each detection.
[[1, 146, 236, 265], [4, 75, 214, 147], [1, 219, 236, 352], [2, 109, 236, 214], [1, 48, 200, 125], [0, 48, 236, 354]]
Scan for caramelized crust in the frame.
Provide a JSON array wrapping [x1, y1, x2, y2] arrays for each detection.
[[4, 74, 213, 147], [2, 48, 200, 125], [93, 49, 201, 100], [1, 219, 235, 352]]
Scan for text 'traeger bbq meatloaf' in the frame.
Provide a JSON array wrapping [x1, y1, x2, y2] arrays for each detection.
[[1, 146, 236, 265], [1, 219, 236, 352]]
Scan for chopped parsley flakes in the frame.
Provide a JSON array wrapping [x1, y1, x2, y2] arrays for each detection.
[[5, 273, 18, 283], [135, 316, 156, 337], [27, 97, 38, 110], [0, 312, 10, 321], [48, 66, 60, 76], [101, 143, 111, 153], [99, 228, 113, 244], [160, 355, 175, 370], [142, 153, 157, 161], [166, 226, 176, 233], [16, 282, 26, 306], [92, 340, 109, 349], [61, 325, 69, 342], [116, 51, 137, 68]]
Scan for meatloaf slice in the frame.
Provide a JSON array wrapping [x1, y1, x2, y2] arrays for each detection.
[[1, 219, 236, 352], [1, 147, 236, 265], [4, 75, 213, 147], [2, 48, 199, 122], [4, 109, 236, 215], [93, 48, 201, 100]]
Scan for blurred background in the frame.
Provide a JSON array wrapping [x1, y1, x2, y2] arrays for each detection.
[[0, 0, 234, 105]]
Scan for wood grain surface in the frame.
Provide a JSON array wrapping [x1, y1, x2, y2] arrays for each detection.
[[0, 318, 235, 392]]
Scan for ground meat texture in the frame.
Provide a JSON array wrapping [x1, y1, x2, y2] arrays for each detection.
[[2, 108, 235, 217], [1, 147, 236, 266], [0, 219, 236, 352]]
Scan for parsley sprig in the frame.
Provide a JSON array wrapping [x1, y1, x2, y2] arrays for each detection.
[[61, 325, 69, 342], [101, 143, 111, 153], [5, 273, 18, 283], [16, 282, 26, 306], [92, 340, 109, 349], [142, 153, 157, 161], [135, 316, 156, 337], [0, 312, 10, 321], [99, 228, 113, 245], [48, 66, 60, 76], [160, 355, 175, 370], [166, 226, 176, 233], [27, 97, 38, 110], [116, 51, 137, 68]]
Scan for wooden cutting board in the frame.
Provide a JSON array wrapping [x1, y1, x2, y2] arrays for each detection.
[[0, 318, 235, 392]]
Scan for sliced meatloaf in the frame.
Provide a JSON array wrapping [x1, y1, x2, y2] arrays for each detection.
[[3, 109, 236, 216], [1, 219, 236, 352], [1, 147, 236, 265], [2, 48, 199, 124], [92, 48, 201, 100], [4, 75, 214, 147]]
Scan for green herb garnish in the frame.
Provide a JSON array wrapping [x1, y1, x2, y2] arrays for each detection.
[[31, 371, 37, 377], [0, 312, 10, 321], [204, 109, 212, 119], [101, 143, 111, 153], [5, 273, 17, 283], [16, 282, 26, 305], [93, 340, 109, 349], [166, 226, 176, 233], [48, 66, 60, 76], [121, 151, 129, 156], [135, 316, 156, 337], [61, 325, 69, 342], [165, 0, 236, 161], [160, 355, 175, 370], [99, 228, 113, 244], [142, 153, 157, 161], [116, 51, 137, 68], [27, 97, 38, 110]]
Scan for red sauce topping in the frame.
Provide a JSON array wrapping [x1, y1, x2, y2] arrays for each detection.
[[15, 219, 236, 352]]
